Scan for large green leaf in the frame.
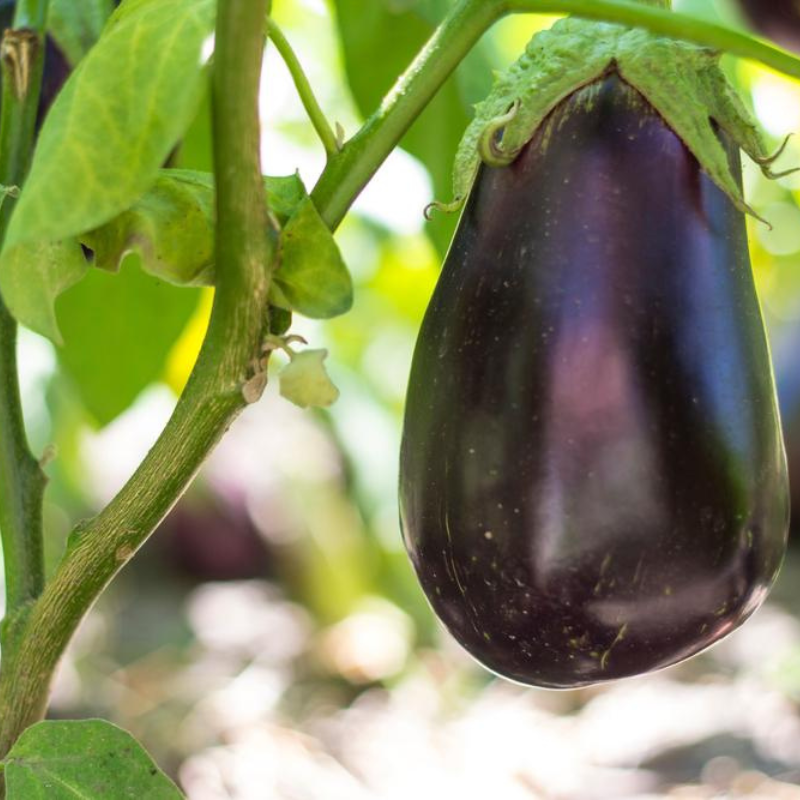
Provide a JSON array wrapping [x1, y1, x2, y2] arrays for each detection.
[[4, 0, 215, 254], [333, 0, 495, 251], [3, 719, 182, 798], [57, 254, 200, 426], [47, 0, 115, 66]]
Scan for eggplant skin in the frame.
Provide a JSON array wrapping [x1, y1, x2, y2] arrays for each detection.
[[736, 0, 800, 52], [399, 75, 789, 688]]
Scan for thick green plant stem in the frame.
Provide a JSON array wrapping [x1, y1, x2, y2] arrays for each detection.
[[0, 0, 275, 760], [0, 0, 796, 766], [311, 0, 800, 229], [0, 10, 48, 641], [266, 19, 340, 157]]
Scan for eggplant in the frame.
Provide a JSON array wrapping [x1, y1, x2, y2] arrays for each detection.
[[735, 0, 800, 53], [399, 75, 789, 688]]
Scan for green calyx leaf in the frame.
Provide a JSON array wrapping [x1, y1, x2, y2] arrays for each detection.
[[279, 348, 340, 409], [3, 719, 182, 798], [270, 197, 354, 320], [449, 17, 781, 219]]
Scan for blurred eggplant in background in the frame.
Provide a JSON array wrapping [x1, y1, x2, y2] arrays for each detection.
[[734, 0, 800, 52]]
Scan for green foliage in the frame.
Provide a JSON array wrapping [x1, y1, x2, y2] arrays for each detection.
[[47, 0, 116, 66], [2, 719, 182, 798], [81, 170, 218, 287], [333, 0, 495, 252], [0, 163, 350, 348], [272, 197, 353, 319], [0, 239, 87, 344], [4, 0, 215, 256], [56, 256, 200, 427]]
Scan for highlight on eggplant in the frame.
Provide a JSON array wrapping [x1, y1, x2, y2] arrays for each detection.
[[399, 69, 789, 688]]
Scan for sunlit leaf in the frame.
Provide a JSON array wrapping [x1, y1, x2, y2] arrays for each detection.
[[57, 255, 200, 426], [3, 719, 182, 799], [5, 0, 215, 254]]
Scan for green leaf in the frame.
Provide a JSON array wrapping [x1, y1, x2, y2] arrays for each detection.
[[279, 349, 340, 409], [81, 170, 217, 286], [47, 0, 115, 66], [333, 0, 494, 252], [0, 239, 88, 344], [57, 255, 200, 426], [3, 719, 182, 798], [5, 0, 216, 255], [272, 197, 353, 319], [81, 170, 307, 285], [265, 174, 309, 224], [1, 169, 309, 342]]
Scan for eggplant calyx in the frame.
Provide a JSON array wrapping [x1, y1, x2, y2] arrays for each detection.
[[445, 17, 790, 222], [753, 133, 800, 180]]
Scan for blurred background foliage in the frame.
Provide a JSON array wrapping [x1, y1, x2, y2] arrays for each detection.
[[10, 0, 800, 796]]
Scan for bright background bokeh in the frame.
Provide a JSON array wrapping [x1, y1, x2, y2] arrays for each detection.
[[9, 0, 800, 797]]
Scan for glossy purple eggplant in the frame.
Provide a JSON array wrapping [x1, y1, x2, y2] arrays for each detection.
[[399, 76, 789, 688], [735, 0, 800, 53]]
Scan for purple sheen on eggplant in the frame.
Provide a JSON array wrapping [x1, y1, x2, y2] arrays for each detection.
[[736, 0, 800, 53], [399, 75, 789, 689]]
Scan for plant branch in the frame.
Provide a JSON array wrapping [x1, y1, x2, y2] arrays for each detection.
[[311, 0, 800, 229], [0, 0, 275, 759], [266, 18, 340, 157], [0, 6, 49, 645]]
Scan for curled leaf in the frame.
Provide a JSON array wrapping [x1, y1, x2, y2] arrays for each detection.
[[81, 170, 216, 286]]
